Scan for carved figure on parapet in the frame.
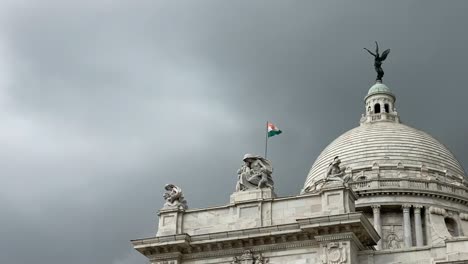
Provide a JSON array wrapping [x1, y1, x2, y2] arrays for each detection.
[[236, 154, 274, 191], [304, 156, 351, 193], [325, 156, 350, 184], [163, 184, 188, 210], [231, 250, 269, 264]]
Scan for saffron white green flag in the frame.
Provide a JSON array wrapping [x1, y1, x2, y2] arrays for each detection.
[[267, 122, 282, 138]]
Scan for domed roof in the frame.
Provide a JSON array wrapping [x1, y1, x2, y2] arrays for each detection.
[[303, 122, 467, 190], [367, 82, 393, 97]]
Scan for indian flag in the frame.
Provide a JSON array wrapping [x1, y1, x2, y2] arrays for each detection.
[[267, 122, 282, 138]]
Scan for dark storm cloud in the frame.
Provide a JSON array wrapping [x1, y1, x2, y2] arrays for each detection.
[[0, 1, 467, 263]]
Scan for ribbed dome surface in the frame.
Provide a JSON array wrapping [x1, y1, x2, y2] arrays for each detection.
[[304, 122, 466, 189], [368, 82, 391, 95]]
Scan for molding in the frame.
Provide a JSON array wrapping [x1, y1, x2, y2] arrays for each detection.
[[352, 187, 468, 206], [133, 212, 379, 261], [316, 232, 365, 250], [149, 252, 182, 262], [358, 245, 436, 256], [182, 239, 318, 260]]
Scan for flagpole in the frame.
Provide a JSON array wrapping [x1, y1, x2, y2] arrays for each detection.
[[264, 121, 268, 158]]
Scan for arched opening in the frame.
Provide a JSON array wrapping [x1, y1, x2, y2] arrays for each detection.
[[445, 217, 459, 237], [374, 104, 381, 114], [384, 103, 390, 113]]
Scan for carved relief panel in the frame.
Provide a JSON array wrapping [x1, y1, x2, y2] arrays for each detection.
[[231, 250, 269, 264], [381, 226, 404, 250], [320, 242, 348, 264]]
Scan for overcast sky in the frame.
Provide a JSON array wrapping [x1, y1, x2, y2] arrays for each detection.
[[1, 1, 467, 264]]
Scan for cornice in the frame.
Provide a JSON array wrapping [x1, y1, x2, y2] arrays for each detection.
[[315, 232, 365, 250], [181, 239, 318, 260], [132, 212, 378, 261], [352, 186, 468, 206]]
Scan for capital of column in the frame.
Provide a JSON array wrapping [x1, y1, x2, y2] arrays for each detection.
[[402, 204, 411, 212], [413, 205, 423, 214], [371, 204, 381, 212]]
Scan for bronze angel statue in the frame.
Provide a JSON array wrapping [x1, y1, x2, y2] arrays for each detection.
[[364, 41, 390, 81]]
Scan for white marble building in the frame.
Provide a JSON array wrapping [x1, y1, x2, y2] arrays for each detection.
[[132, 81, 468, 264]]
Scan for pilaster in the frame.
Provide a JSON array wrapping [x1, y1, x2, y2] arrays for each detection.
[[319, 184, 358, 215]]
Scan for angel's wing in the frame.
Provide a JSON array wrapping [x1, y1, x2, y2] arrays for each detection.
[[364, 48, 376, 57], [380, 49, 390, 61]]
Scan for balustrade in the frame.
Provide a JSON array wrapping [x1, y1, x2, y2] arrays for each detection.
[[349, 178, 468, 199]]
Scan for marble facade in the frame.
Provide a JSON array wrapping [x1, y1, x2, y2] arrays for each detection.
[[131, 81, 468, 263], [133, 185, 379, 264]]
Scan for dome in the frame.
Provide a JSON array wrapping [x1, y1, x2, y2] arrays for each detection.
[[367, 82, 393, 97], [303, 121, 467, 190]]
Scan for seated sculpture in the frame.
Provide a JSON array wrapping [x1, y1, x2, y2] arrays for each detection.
[[303, 156, 350, 193], [163, 184, 188, 209], [325, 156, 350, 183], [236, 154, 274, 191]]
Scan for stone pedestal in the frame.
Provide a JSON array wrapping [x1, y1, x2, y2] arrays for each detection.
[[319, 183, 357, 215], [229, 188, 277, 204], [156, 207, 185, 236]]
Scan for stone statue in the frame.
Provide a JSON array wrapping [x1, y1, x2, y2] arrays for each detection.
[[302, 156, 350, 193], [364, 41, 390, 81], [325, 156, 350, 184], [163, 184, 188, 209], [236, 154, 274, 191]]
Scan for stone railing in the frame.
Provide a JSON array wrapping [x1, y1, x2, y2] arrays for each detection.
[[363, 112, 399, 124], [349, 178, 468, 198], [371, 114, 381, 121]]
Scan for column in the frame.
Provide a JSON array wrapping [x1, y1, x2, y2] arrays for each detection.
[[371, 205, 382, 250], [413, 205, 424, 247], [402, 204, 412, 247]]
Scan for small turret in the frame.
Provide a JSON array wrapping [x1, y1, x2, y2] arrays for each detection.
[[361, 81, 400, 124]]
